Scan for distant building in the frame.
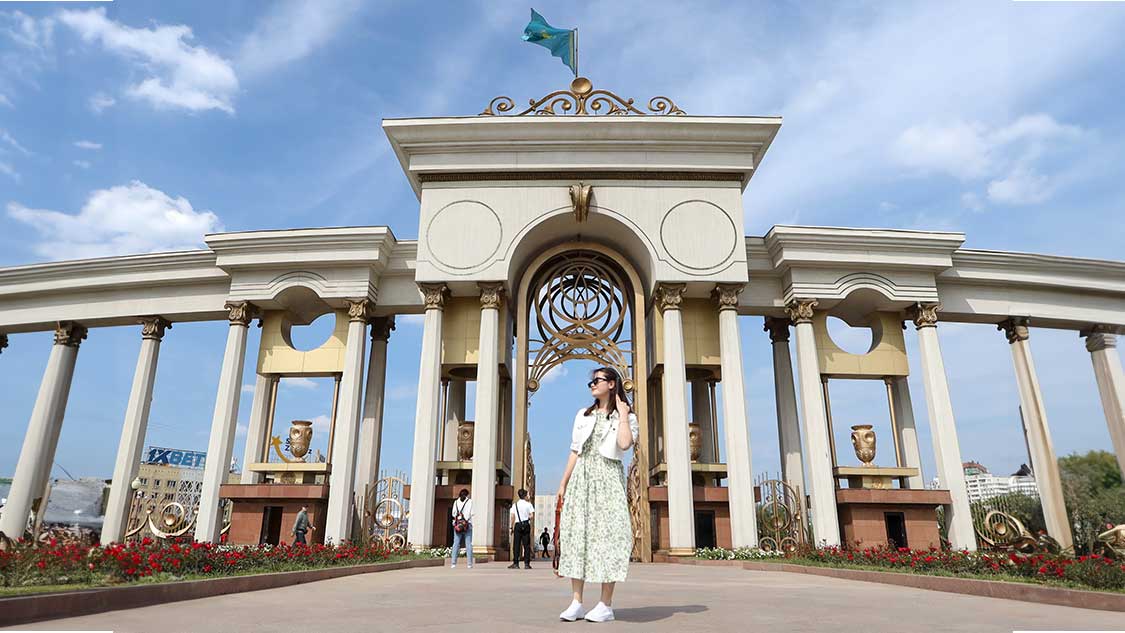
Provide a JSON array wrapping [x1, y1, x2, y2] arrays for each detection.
[[962, 461, 1039, 502], [127, 446, 238, 529], [534, 494, 558, 543]]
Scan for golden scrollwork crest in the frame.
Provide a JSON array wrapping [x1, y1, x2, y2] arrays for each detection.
[[481, 77, 686, 117], [526, 251, 634, 393]]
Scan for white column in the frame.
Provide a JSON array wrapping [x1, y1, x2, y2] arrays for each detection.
[[325, 300, 371, 543], [657, 283, 696, 555], [715, 284, 759, 547], [355, 316, 393, 514], [195, 302, 255, 543], [1000, 317, 1073, 549], [1084, 329, 1125, 480], [691, 381, 715, 462], [471, 283, 503, 554], [102, 317, 170, 543], [0, 323, 86, 539], [908, 304, 975, 550], [787, 300, 840, 546], [443, 380, 466, 461], [765, 317, 806, 498], [240, 373, 274, 485], [407, 284, 447, 550], [889, 377, 925, 489]]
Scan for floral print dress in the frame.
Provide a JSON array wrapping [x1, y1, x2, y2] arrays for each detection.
[[558, 410, 633, 583]]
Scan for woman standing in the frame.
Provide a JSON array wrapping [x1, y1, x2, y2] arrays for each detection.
[[556, 366, 639, 623]]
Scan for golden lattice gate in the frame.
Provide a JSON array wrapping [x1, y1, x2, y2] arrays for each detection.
[[512, 242, 653, 562]]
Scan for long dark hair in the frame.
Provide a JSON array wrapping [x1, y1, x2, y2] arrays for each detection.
[[584, 366, 632, 416]]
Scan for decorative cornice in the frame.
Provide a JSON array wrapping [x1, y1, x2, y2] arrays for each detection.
[[1084, 326, 1117, 352], [370, 316, 395, 342], [139, 316, 172, 341], [784, 299, 818, 325], [346, 299, 373, 323], [570, 183, 592, 222], [998, 317, 1031, 344], [478, 282, 505, 310], [480, 76, 685, 117], [225, 301, 258, 327], [416, 171, 745, 184], [654, 283, 686, 312], [906, 302, 940, 329], [53, 321, 88, 348], [713, 283, 744, 312], [763, 317, 790, 343], [419, 283, 449, 311]]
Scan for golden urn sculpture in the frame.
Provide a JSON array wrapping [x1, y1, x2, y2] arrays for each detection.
[[288, 420, 313, 462], [850, 424, 877, 466], [458, 421, 475, 461], [688, 423, 703, 462]]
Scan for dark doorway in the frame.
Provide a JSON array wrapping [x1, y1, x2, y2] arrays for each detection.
[[884, 512, 907, 549], [694, 510, 716, 549], [261, 506, 283, 545]]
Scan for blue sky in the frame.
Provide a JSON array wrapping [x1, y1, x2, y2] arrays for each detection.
[[1, 2, 1123, 497]]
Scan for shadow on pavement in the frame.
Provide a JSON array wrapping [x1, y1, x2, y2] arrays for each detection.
[[612, 604, 708, 622]]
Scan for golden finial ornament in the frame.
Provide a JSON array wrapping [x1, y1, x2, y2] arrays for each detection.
[[480, 77, 686, 117]]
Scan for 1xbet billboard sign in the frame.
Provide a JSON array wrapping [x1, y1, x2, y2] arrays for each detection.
[[144, 446, 207, 469]]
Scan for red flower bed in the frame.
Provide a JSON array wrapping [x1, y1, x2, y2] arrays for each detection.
[[801, 545, 1125, 591], [0, 537, 410, 589]]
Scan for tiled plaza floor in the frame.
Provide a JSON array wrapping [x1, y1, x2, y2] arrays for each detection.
[[7, 561, 1124, 632]]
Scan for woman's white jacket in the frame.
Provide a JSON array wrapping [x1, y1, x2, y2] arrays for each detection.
[[569, 408, 640, 461]]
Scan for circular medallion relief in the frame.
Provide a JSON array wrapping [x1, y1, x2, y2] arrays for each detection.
[[426, 201, 503, 270], [659, 200, 737, 270]]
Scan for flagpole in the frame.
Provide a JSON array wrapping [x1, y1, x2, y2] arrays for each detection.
[[573, 27, 579, 77]]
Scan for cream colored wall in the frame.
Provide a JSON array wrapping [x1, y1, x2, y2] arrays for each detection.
[[651, 299, 721, 368], [814, 311, 909, 378], [257, 310, 348, 375], [440, 296, 510, 367]]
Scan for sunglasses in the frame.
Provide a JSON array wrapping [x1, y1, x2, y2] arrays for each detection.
[[587, 377, 612, 388]]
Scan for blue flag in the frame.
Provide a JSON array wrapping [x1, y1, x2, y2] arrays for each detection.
[[522, 9, 577, 76]]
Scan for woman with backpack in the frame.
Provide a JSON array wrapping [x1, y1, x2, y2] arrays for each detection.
[[450, 488, 473, 569], [556, 366, 640, 623]]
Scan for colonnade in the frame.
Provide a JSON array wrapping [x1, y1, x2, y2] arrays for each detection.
[[2, 291, 1123, 555], [0, 299, 396, 546]]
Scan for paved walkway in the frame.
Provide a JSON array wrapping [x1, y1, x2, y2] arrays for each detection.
[[7, 562, 1124, 632]]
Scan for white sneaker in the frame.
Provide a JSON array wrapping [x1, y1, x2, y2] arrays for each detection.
[[450, 563, 456, 569], [559, 600, 586, 621], [584, 602, 614, 623]]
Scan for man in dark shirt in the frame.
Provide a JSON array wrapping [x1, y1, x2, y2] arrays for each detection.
[[292, 505, 315, 545]]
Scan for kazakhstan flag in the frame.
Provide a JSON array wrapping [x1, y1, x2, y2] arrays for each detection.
[[522, 9, 577, 75]]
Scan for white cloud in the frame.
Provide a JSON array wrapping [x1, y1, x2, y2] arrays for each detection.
[[236, 423, 248, 437], [309, 414, 331, 433], [73, 140, 101, 150], [398, 314, 425, 326], [0, 161, 17, 182], [88, 92, 115, 114], [1, 11, 54, 51], [960, 192, 984, 212], [237, 0, 364, 76], [281, 377, 318, 390], [7, 180, 223, 260], [387, 383, 416, 400], [892, 120, 991, 179], [72, 159, 90, 169], [0, 128, 30, 155], [986, 167, 1051, 205], [58, 8, 238, 114], [0, 93, 12, 108], [540, 365, 569, 385], [878, 201, 897, 212], [241, 384, 255, 394]]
